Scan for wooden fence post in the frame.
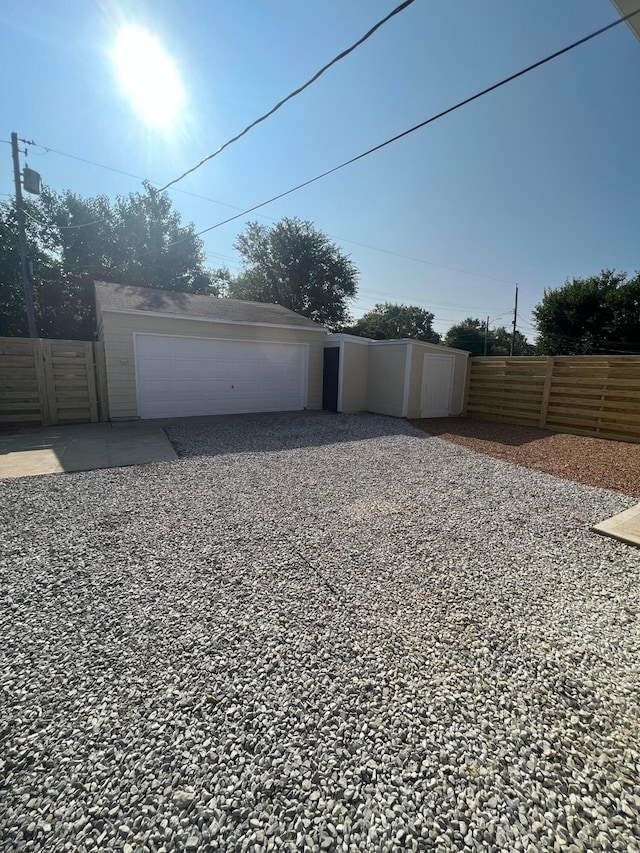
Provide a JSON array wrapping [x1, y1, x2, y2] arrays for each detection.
[[94, 342, 110, 422], [538, 357, 555, 429], [84, 341, 99, 423], [41, 339, 59, 425], [462, 357, 472, 415], [33, 338, 51, 427]]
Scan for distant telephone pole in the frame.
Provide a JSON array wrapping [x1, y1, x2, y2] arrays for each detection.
[[510, 285, 519, 356], [484, 315, 489, 356], [11, 132, 38, 337]]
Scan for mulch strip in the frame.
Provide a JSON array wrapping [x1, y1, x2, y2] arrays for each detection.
[[410, 417, 640, 499]]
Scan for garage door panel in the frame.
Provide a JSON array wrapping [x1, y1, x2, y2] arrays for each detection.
[[281, 364, 302, 380], [138, 358, 173, 379], [173, 360, 205, 379], [203, 378, 235, 392], [141, 378, 169, 398], [135, 335, 307, 419]]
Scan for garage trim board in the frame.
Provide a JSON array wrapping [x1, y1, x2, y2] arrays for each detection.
[[134, 333, 309, 419]]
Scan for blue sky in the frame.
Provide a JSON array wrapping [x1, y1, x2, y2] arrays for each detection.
[[1, 0, 639, 339]]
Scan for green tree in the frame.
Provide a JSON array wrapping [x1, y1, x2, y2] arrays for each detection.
[[41, 182, 225, 295], [0, 184, 227, 339], [532, 269, 640, 355], [609, 276, 640, 351], [342, 302, 440, 342], [443, 317, 532, 355], [228, 218, 358, 327], [0, 199, 77, 337], [443, 317, 486, 354], [489, 325, 533, 356]]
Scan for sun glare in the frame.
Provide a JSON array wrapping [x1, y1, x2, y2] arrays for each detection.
[[113, 27, 184, 129]]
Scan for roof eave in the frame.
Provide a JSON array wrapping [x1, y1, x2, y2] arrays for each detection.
[[611, 0, 640, 41], [99, 306, 326, 333]]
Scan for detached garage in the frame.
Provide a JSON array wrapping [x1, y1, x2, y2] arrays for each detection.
[[95, 282, 326, 420]]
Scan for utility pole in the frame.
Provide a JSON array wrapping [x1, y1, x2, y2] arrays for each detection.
[[510, 285, 519, 356], [484, 315, 489, 356], [11, 132, 38, 337]]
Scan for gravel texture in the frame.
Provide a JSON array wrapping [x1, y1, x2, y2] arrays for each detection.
[[411, 417, 640, 498], [1, 412, 639, 853]]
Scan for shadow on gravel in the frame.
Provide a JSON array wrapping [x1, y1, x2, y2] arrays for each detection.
[[160, 412, 429, 459], [411, 417, 554, 447]]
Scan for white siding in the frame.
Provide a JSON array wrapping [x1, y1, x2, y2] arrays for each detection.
[[365, 343, 407, 417], [340, 339, 369, 412]]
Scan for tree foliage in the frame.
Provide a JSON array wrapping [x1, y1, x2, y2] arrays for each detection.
[[0, 183, 226, 339], [342, 302, 440, 343], [489, 325, 533, 356], [442, 318, 485, 354], [533, 269, 640, 355], [443, 317, 532, 355], [40, 183, 224, 294], [0, 199, 87, 338], [228, 218, 358, 327]]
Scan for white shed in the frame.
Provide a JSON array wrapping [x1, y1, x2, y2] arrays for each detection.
[[323, 335, 469, 418]]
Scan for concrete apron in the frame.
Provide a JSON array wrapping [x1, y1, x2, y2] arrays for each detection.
[[0, 422, 177, 479], [593, 504, 640, 548]]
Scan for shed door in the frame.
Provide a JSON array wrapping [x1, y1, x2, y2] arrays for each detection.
[[322, 347, 339, 411], [420, 354, 454, 418], [135, 334, 307, 419]]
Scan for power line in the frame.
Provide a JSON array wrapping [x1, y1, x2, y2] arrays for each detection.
[[156, 0, 416, 193], [3, 137, 532, 314], [16, 166, 519, 310], [18, 139, 528, 287], [354, 292, 515, 322], [169, 6, 640, 247], [21, 140, 242, 211], [357, 285, 509, 313], [331, 237, 520, 285], [10, 190, 534, 319]]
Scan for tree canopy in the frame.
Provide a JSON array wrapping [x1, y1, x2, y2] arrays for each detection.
[[442, 318, 486, 354], [443, 317, 532, 355], [533, 269, 640, 355], [0, 183, 226, 339], [227, 218, 358, 328], [342, 302, 440, 343]]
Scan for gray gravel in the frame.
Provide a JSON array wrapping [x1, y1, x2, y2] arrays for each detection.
[[1, 412, 639, 853]]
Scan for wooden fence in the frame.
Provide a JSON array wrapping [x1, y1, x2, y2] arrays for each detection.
[[0, 337, 109, 427], [465, 356, 640, 443]]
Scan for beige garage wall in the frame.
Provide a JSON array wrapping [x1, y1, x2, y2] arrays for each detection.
[[99, 308, 325, 419], [366, 342, 408, 417], [340, 338, 370, 412], [404, 342, 469, 419]]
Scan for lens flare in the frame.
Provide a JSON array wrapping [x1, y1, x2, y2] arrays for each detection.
[[113, 26, 184, 129]]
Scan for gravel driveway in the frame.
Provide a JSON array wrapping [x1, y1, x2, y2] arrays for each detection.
[[1, 413, 639, 852]]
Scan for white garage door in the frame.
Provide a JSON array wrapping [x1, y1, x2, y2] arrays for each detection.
[[135, 334, 307, 419]]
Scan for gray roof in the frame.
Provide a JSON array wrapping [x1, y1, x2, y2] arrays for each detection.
[[94, 282, 326, 331], [610, 1, 640, 42]]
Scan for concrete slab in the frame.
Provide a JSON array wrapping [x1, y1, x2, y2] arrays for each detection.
[[592, 504, 640, 548], [0, 423, 177, 479]]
